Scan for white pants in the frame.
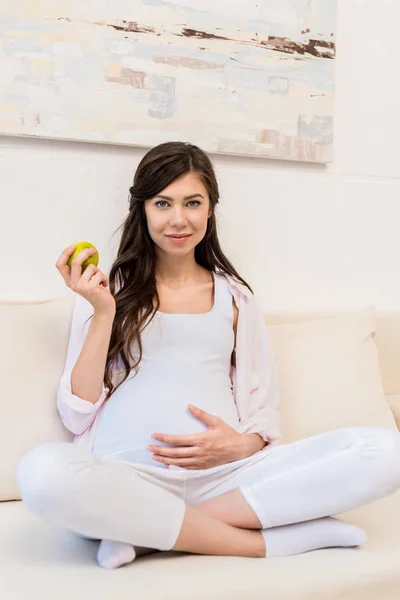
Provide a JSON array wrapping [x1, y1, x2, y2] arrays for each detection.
[[17, 426, 400, 551]]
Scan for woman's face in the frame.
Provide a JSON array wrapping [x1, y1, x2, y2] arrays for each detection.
[[145, 172, 211, 258]]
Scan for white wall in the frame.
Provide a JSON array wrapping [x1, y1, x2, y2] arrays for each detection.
[[1, 0, 400, 311]]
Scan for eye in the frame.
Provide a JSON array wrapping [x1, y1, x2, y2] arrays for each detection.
[[155, 200, 169, 208], [187, 200, 200, 207]]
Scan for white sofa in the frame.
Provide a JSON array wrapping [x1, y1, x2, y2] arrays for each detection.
[[1, 294, 400, 600]]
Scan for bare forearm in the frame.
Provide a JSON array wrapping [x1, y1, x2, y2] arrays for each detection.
[[224, 433, 267, 465], [240, 433, 266, 458], [71, 311, 115, 404]]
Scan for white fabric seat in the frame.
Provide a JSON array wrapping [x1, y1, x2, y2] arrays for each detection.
[[2, 296, 400, 598], [1, 492, 400, 600]]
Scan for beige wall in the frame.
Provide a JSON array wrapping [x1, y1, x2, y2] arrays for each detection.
[[1, 0, 399, 312]]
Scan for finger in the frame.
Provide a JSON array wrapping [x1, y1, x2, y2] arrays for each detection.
[[79, 263, 98, 280], [152, 433, 201, 446], [55, 245, 76, 286], [81, 268, 104, 287], [88, 271, 109, 289], [149, 445, 202, 458], [74, 265, 100, 293], [152, 456, 201, 468], [55, 244, 76, 268], [85, 267, 108, 286], [70, 248, 97, 289], [188, 405, 220, 427]]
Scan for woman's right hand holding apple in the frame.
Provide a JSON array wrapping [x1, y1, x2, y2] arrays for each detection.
[[56, 245, 116, 317]]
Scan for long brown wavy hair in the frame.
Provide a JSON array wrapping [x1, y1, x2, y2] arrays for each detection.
[[91, 141, 253, 401]]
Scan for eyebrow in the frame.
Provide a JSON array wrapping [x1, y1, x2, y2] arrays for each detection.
[[154, 193, 204, 201]]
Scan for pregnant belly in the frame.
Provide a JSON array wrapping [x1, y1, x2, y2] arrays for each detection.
[[92, 374, 239, 467]]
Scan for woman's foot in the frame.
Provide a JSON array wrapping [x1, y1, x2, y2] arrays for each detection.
[[262, 517, 367, 557], [97, 540, 136, 569]]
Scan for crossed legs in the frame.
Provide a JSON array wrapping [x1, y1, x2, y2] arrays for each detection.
[[17, 427, 400, 567]]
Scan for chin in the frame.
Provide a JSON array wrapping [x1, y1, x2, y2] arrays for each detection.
[[156, 242, 193, 255]]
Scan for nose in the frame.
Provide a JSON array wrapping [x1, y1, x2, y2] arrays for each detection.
[[169, 206, 187, 228]]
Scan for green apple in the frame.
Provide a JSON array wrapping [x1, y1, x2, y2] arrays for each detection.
[[67, 241, 99, 273]]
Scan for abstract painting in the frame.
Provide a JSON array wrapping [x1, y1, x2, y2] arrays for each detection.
[[0, 1, 337, 162]]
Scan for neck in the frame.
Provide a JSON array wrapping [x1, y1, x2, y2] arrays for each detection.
[[155, 251, 204, 285]]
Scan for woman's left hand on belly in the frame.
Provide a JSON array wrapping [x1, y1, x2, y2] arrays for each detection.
[[147, 404, 266, 470]]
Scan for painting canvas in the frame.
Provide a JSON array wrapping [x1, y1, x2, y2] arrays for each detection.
[[0, 1, 336, 162]]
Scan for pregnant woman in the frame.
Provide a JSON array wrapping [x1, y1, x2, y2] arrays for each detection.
[[17, 142, 400, 569]]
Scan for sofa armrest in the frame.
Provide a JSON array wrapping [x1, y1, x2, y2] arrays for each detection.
[[387, 395, 400, 430]]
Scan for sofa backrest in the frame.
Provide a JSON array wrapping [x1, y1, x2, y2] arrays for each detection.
[[265, 311, 400, 398], [1, 295, 399, 501], [265, 311, 400, 431], [0, 295, 75, 501]]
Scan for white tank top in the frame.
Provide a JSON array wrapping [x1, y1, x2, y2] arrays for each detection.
[[92, 273, 240, 468]]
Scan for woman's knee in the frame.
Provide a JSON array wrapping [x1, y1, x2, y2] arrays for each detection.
[[353, 426, 400, 492], [353, 426, 399, 455], [16, 442, 82, 513]]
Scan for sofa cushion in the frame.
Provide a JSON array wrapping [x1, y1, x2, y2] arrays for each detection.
[[1, 297, 397, 502], [387, 395, 400, 429], [374, 312, 400, 395], [265, 309, 400, 398], [0, 296, 75, 500], [1, 492, 400, 600], [266, 307, 397, 444]]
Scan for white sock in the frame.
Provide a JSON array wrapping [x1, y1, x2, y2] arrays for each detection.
[[262, 517, 367, 558], [97, 540, 136, 569]]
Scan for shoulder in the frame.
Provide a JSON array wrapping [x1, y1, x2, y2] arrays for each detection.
[[221, 274, 266, 330], [221, 273, 254, 302]]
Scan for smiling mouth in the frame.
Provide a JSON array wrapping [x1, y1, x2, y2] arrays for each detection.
[[166, 234, 191, 238]]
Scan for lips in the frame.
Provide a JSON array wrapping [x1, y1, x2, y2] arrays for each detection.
[[166, 234, 191, 238], [166, 234, 191, 245]]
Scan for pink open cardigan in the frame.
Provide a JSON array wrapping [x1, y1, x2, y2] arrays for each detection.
[[57, 274, 282, 450]]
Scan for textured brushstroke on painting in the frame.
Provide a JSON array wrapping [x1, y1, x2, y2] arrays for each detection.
[[182, 29, 335, 59], [153, 55, 224, 70], [262, 36, 335, 59], [258, 129, 331, 162], [57, 17, 336, 59], [58, 17, 156, 35], [105, 68, 146, 88], [0, 1, 337, 163], [181, 28, 229, 41], [97, 20, 156, 35]]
